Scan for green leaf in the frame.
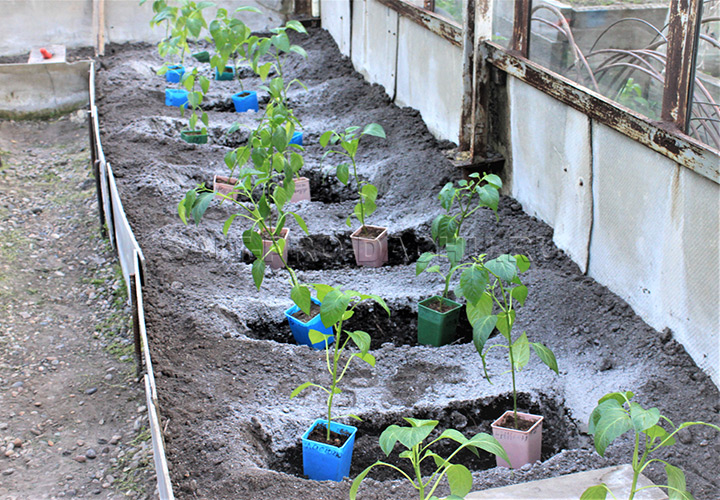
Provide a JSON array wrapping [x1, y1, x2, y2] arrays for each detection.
[[191, 191, 213, 224], [242, 230, 263, 258], [347, 330, 371, 353], [446, 464, 473, 497], [598, 391, 634, 406], [472, 315, 497, 355], [431, 214, 459, 246], [531, 342, 559, 374], [416, 252, 435, 275], [312, 283, 335, 302], [484, 173, 502, 189], [308, 329, 333, 345], [477, 184, 500, 211], [438, 429, 468, 446], [512, 332, 530, 370], [362, 123, 385, 138], [290, 381, 313, 398], [438, 182, 455, 211], [290, 212, 309, 234], [514, 254, 531, 273], [319, 290, 351, 328], [251, 258, 265, 290], [629, 402, 660, 433], [580, 484, 609, 500], [510, 285, 528, 306], [665, 464, 689, 500], [319, 130, 333, 147], [284, 19, 307, 34], [446, 237, 465, 268], [360, 183, 378, 202], [466, 432, 510, 465], [258, 61, 272, 81], [466, 292, 493, 324], [336, 162, 350, 185], [486, 254, 518, 282], [349, 464, 374, 500], [591, 400, 633, 457], [354, 351, 376, 367], [291, 285, 311, 315], [459, 266, 489, 305], [379, 420, 437, 455], [646, 425, 676, 447]]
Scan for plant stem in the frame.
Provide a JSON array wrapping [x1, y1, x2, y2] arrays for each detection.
[[326, 316, 344, 442], [509, 343, 518, 428], [351, 156, 364, 226], [413, 446, 425, 500]]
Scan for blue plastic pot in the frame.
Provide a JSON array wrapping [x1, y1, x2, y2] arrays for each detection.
[[302, 419, 357, 482], [284, 298, 334, 350], [215, 65, 235, 81], [165, 64, 185, 83], [232, 91, 259, 113], [289, 131, 303, 146], [165, 88, 189, 107]]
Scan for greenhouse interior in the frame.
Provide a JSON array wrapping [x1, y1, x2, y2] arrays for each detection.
[[0, 0, 718, 499]]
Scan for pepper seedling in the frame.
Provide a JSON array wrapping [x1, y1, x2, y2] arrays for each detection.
[[350, 418, 509, 500], [291, 284, 389, 442], [581, 391, 720, 500]]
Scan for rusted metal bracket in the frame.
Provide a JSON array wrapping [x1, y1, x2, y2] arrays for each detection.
[[447, 148, 505, 181]]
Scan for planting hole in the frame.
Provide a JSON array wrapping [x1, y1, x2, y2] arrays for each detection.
[[267, 393, 579, 480]]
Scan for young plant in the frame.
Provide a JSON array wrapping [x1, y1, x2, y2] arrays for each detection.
[[350, 418, 510, 500], [179, 67, 210, 134], [207, 6, 258, 90], [146, 0, 215, 69], [459, 253, 558, 428], [291, 284, 389, 441], [416, 173, 502, 302], [581, 391, 720, 500], [320, 124, 386, 229], [177, 101, 310, 312]]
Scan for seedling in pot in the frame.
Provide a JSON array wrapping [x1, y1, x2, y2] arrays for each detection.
[[458, 253, 558, 467], [320, 123, 388, 267], [178, 67, 210, 143], [350, 418, 509, 500], [581, 391, 720, 500], [208, 7, 258, 87], [291, 284, 389, 481], [414, 173, 502, 346]]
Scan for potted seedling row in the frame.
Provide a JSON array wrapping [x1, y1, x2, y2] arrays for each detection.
[[291, 285, 389, 481], [415, 173, 502, 346], [321, 123, 388, 267]]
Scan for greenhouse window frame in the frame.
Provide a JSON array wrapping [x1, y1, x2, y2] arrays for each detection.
[[374, 0, 463, 46]]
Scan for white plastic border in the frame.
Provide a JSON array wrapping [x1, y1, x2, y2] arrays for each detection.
[[88, 62, 174, 500]]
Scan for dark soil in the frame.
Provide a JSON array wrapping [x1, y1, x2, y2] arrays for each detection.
[[307, 423, 350, 448], [422, 296, 461, 313], [95, 30, 720, 500], [292, 302, 322, 323], [494, 412, 539, 432], [354, 226, 386, 239]]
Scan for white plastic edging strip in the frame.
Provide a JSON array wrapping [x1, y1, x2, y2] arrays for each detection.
[[107, 162, 146, 300], [134, 254, 157, 402], [145, 375, 175, 500], [89, 61, 95, 106]]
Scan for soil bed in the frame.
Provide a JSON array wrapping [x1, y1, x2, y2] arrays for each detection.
[[96, 29, 720, 499]]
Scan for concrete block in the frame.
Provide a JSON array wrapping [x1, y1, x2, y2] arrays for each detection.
[[508, 77, 593, 272], [467, 464, 668, 499]]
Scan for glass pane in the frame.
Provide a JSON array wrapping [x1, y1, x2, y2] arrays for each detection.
[[492, 0, 516, 49], [435, 0, 464, 24], [528, 0, 671, 120], [689, 0, 720, 150]]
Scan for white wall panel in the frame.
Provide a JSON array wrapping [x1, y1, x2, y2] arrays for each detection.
[[351, 0, 398, 99], [394, 17, 462, 142], [589, 123, 719, 386], [509, 78, 593, 271], [321, 0, 351, 57]]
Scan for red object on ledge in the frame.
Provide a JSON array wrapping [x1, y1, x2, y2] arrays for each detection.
[[40, 48, 53, 59]]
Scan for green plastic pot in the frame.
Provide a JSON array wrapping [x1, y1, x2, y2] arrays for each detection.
[[192, 50, 210, 63], [180, 130, 208, 144], [417, 296, 462, 346]]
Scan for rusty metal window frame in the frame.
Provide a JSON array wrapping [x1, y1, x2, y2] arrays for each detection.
[[496, 0, 718, 183], [374, 0, 463, 46]]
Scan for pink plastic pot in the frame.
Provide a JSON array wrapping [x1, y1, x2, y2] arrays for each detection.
[[290, 177, 311, 203], [261, 227, 289, 270], [350, 225, 388, 268], [491, 410, 543, 469], [213, 175, 239, 200]]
